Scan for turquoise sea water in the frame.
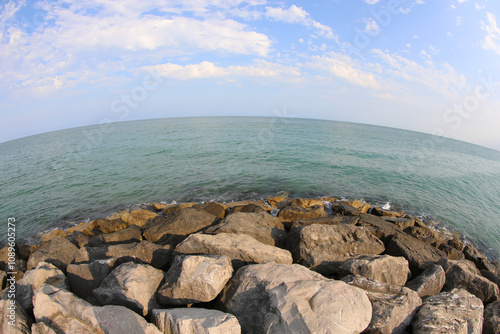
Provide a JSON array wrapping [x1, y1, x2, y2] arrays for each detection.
[[1, 117, 499, 259]]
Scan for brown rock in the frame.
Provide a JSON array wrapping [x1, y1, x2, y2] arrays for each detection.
[[226, 203, 267, 215], [116, 209, 158, 227], [291, 198, 324, 208], [225, 200, 271, 212], [346, 200, 371, 213], [151, 202, 167, 211], [87, 224, 142, 246], [68, 218, 128, 236], [404, 226, 443, 247], [27, 236, 79, 271], [163, 202, 197, 214], [332, 202, 362, 216], [483, 301, 500, 334], [439, 243, 465, 260], [449, 237, 466, 252], [382, 217, 416, 230], [193, 202, 227, 219], [278, 204, 327, 224], [290, 215, 360, 229], [41, 230, 68, 243], [405, 264, 446, 298], [67, 258, 116, 302], [338, 255, 410, 286], [371, 207, 404, 218], [266, 196, 290, 209], [0, 299, 32, 334]]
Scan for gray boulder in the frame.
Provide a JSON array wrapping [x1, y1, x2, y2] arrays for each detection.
[[338, 255, 410, 286], [0, 299, 32, 334], [27, 236, 79, 271], [151, 308, 241, 334], [483, 301, 500, 334], [67, 258, 116, 302], [157, 254, 233, 305], [94, 262, 164, 316], [405, 263, 446, 298]]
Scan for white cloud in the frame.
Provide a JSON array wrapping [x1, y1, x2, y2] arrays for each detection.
[[363, 18, 380, 35], [456, 16, 463, 25], [481, 12, 500, 55], [364, 0, 380, 4]]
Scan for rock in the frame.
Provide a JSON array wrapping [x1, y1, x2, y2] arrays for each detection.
[[404, 225, 443, 247], [68, 218, 128, 236], [31, 322, 58, 334], [0, 299, 32, 334], [205, 212, 286, 247], [0, 271, 6, 289], [226, 203, 267, 215], [464, 244, 492, 271], [70, 231, 90, 247], [163, 202, 197, 214], [291, 198, 325, 208], [74, 240, 172, 269], [338, 255, 410, 286], [220, 263, 371, 334], [67, 258, 115, 302], [483, 301, 500, 334], [143, 207, 217, 245], [342, 275, 422, 334], [156, 254, 233, 305], [371, 207, 404, 218], [27, 236, 79, 271], [15, 261, 68, 311], [151, 308, 241, 334], [287, 224, 385, 274], [412, 288, 483, 334], [331, 202, 362, 216], [345, 200, 371, 213], [116, 209, 158, 227], [449, 237, 466, 252], [41, 229, 68, 243], [94, 262, 164, 316], [0, 246, 12, 270], [193, 202, 227, 219], [266, 196, 290, 209], [6, 259, 27, 281], [439, 258, 500, 304], [15, 244, 38, 262], [151, 203, 168, 211], [290, 215, 360, 228], [383, 217, 416, 230], [278, 204, 327, 224], [87, 224, 142, 246], [33, 285, 161, 334], [405, 263, 446, 298], [225, 200, 271, 212], [439, 243, 466, 260], [175, 233, 293, 269]]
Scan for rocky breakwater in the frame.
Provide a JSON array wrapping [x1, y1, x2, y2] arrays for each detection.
[[0, 197, 499, 333]]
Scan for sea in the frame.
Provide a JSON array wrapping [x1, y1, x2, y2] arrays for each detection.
[[1, 117, 499, 260]]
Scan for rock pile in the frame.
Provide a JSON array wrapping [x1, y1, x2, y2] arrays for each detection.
[[1, 197, 499, 334]]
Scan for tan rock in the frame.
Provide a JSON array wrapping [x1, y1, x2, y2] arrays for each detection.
[[31, 322, 58, 334], [346, 200, 371, 213], [67, 258, 116, 302], [291, 198, 325, 208], [266, 196, 288, 209], [405, 264, 446, 298], [151, 203, 168, 211], [338, 255, 410, 286], [193, 202, 227, 219], [278, 204, 327, 224], [41, 230, 68, 243], [87, 224, 142, 246], [27, 237, 79, 271], [0, 299, 32, 334], [163, 202, 197, 214], [118, 209, 158, 227]]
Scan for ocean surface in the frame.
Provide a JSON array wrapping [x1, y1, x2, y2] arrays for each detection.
[[1, 117, 499, 260]]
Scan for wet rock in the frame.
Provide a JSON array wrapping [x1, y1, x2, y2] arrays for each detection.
[[87, 224, 142, 246], [0, 299, 32, 334], [27, 236, 79, 271], [344, 200, 371, 213], [175, 233, 293, 269], [483, 301, 500, 334], [278, 204, 327, 224], [193, 202, 227, 219], [412, 288, 483, 334], [67, 258, 115, 302], [371, 207, 404, 218], [331, 202, 362, 216], [405, 263, 446, 298], [143, 208, 217, 245], [205, 212, 286, 247], [156, 254, 233, 305], [151, 308, 241, 334], [94, 262, 164, 316], [338, 255, 410, 286]]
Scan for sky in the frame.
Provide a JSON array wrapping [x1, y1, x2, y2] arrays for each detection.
[[1, 0, 500, 150]]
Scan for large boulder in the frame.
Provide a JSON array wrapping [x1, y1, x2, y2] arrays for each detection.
[[331, 202, 362, 216], [31, 322, 58, 334], [338, 255, 410, 286], [151, 308, 241, 334], [205, 212, 286, 247], [33, 285, 161, 334], [193, 202, 227, 219], [287, 224, 385, 274], [162, 202, 197, 214], [175, 233, 292, 269], [342, 275, 422, 334], [0, 299, 32, 334], [412, 288, 483, 334], [67, 258, 116, 302], [74, 240, 172, 269], [107, 209, 158, 227], [291, 198, 325, 208], [87, 224, 142, 246], [405, 263, 446, 298], [94, 262, 164, 316], [156, 254, 233, 305], [404, 225, 443, 247], [27, 237, 79, 271], [143, 208, 217, 245], [220, 263, 372, 334], [68, 218, 128, 236], [439, 258, 499, 304], [483, 301, 500, 334], [290, 216, 360, 229], [278, 204, 327, 225]]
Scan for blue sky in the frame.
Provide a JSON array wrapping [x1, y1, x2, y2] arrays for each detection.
[[1, 0, 500, 149]]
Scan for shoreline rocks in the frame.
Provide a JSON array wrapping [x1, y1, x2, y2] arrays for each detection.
[[1, 196, 499, 333]]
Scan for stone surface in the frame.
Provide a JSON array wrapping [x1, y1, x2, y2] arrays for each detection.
[[33, 285, 161, 334], [41, 229, 68, 243], [278, 204, 327, 224], [342, 275, 422, 334], [110, 209, 158, 227], [0, 271, 6, 289], [31, 322, 58, 334], [412, 288, 484, 334], [0, 299, 32, 334], [220, 263, 371, 334], [157, 254, 233, 305], [151, 203, 168, 211], [345, 200, 371, 213], [483, 301, 500, 334], [152, 308, 241, 334], [143, 208, 217, 245], [439, 258, 500, 304], [338, 255, 410, 286], [331, 202, 362, 216], [94, 262, 164, 316], [371, 207, 404, 218], [405, 263, 446, 298], [27, 236, 79, 271], [404, 225, 443, 247], [290, 215, 360, 228], [162, 202, 197, 214], [205, 211, 286, 247], [68, 218, 128, 236], [193, 202, 227, 219], [383, 217, 416, 230], [74, 240, 172, 269], [287, 224, 385, 274], [15, 261, 68, 311], [439, 243, 466, 260], [291, 198, 325, 208], [67, 258, 115, 302], [225, 203, 267, 215], [87, 224, 142, 246], [266, 196, 290, 209], [175, 233, 293, 269]]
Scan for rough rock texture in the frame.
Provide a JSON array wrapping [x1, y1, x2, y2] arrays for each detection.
[[15, 261, 68, 311], [151, 308, 241, 334], [0, 299, 32, 334], [163, 202, 197, 214], [404, 226, 443, 247], [107, 209, 158, 227], [74, 241, 172, 269], [175, 233, 293, 269], [31, 322, 58, 334], [151, 203, 168, 211], [266, 196, 290, 209], [0, 271, 6, 289], [412, 288, 484, 334], [371, 207, 404, 218], [342, 275, 422, 334], [338, 255, 410, 286], [483, 301, 500, 334], [220, 263, 372, 334], [291, 198, 325, 208], [439, 243, 466, 260], [345, 200, 371, 213], [225, 203, 267, 215], [439, 258, 500, 304], [33, 285, 161, 334], [67, 258, 116, 302], [156, 254, 233, 305], [287, 224, 385, 274], [87, 224, 142, 246], [290, 216, 360, 229], [27, 236, 79, 271], [193, 202, 227, 219], [68, 218, 128, 236], [383, 217, 416, 230], [143, 208, 217, 245], [205, 212, 286, 247], [94, 262, 164, 316], [332, 202, 362, 216], [278, 204, 327, 225], [405, 263, 446, 298], [41, 229, 68, 243]]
